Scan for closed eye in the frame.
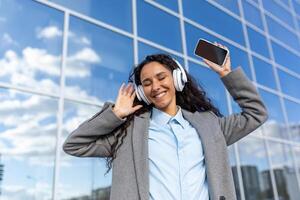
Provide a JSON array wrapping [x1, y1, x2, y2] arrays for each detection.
[[158, 76, 166, 81], [143, 82, 151, 87]]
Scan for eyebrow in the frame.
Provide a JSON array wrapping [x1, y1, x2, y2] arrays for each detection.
[[141, 72, 167, 83]]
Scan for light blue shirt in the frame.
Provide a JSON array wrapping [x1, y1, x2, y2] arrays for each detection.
[[148, 106, 209, 200]]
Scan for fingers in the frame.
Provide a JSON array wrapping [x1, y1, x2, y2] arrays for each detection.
[[130, 90, 137, 99], [133, 104, 143, 112], [119, 83, 125, 95], [120, 83, 134, 96], [214, 41, 229, 53]]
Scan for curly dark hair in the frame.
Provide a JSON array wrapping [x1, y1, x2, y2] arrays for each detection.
[[104, 53, 222, 174]]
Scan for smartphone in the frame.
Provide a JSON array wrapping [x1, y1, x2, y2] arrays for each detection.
[[194, 39, 228, 66]]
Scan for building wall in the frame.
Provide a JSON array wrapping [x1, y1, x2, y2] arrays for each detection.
[[0, 0, 300, 199]]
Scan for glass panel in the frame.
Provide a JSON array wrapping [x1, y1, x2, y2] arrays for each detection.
[[49, 0, 132, 32], [228, 145, 242, 200], [248, 0, 259, 4], [150, 0, 178, 12], [247, 27, 270, 58], [277, 0, 291, 7], [0, 0, 63, 94], [267, 16, 300, 51], [211, 0, 240, 15], [258, 89, 288, 139], [137, 0, 182, 52], [138, 42, 184, 64], [278, 69, 300, 99], [58, 100, 111, 199], [292, 0, 300, 15], [284, 99, 300, 142], [183, 0, 245, 46], [65, 16, 134, 103], [262, 0, 294, 28], [238, 137, 275, 200], [253, 57, 276, 89], [298, 18, 300, 30], [272, 41, 300, 74], [185, 23, 252, 79], [293, 146, 300, 194], [0, 88, 58, 199], [267, 142, 300, 199], [189, 62, 228, 115], [242, 0, 264, 30]]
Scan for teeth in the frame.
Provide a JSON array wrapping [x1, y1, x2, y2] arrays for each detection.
[[154, 92, 166, 98]]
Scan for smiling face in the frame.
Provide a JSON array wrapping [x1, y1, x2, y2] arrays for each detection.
[[140, 61, 177, 116]]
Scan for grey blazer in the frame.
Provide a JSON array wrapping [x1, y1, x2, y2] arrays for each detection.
[[63, 67, 268, 200]]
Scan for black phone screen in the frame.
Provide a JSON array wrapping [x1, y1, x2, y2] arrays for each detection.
[[194, 39, 228, 66]]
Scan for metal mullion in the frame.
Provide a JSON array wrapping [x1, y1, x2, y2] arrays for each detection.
[[52, 11, 69, 200], [258, 0, 282, 199], [178, 0, 189, 71], [0, 81, 60, 99], [237, 0, 257, 82], [132, 0, 138, 65]]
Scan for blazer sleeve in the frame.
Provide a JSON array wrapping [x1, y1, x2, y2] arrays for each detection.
[[217, 67, 268, 145], [62, 102, 127, 157]]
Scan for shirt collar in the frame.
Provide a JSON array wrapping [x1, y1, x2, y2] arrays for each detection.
[[151, 106, 187, 129]]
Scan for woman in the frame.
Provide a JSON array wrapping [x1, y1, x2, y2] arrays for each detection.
[[63, 44, 268, 200]]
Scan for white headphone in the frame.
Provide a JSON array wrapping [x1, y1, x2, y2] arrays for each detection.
[[134, 58, 187, 105]]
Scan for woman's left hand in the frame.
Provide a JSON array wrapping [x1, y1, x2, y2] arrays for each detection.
[[203, 43, 231, 77]]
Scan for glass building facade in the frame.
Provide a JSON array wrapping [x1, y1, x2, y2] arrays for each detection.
[[0, 0, 300, 199]]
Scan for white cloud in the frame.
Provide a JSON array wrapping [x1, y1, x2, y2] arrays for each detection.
[[37, 25, 62, 39], [0, 48, 60, 94], [1, 182, 52, 200], [68, 31, 91, 46], [0, 89, 102, 160], [1, 33, 18, 46], [23, 47, 61, 76], [0, 48, 90, 98], [80, 36, 91, 45], [0, 31, 105, 163], [65, 47, 101, 78], [68, 47, 100, 63]]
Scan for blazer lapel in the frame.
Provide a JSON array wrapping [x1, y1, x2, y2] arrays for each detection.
[[182, 109, 218, 198], [132, 111, 150, 200], [181, 109, 214, 147]]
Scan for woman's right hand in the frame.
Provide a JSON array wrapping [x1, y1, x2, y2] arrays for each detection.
[[112, 83, 143, 119]]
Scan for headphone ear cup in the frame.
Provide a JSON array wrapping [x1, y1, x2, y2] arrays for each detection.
[[172, 59, 187, 91], [173, 69, 182, 91], [137, 85, 151, 105], [134, 84, 142, 101]]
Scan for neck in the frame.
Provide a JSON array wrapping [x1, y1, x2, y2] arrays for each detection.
[[161, 105, 178, 116]]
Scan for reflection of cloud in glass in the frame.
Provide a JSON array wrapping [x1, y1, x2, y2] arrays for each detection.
[[0, 44, 103, 101], [37, 25, 62, 39], [68, 30, 91, 46], [0, 46, 101, 78], [1, 181, 52, 200], [1, 33, 18, 46], [241, 120, 293, 163], [0, 95, 57, 160], [239, 136, 266, 159], [0, 48, 60, 94], [67, 47, 101, 78], [261, 119, 285, 138]]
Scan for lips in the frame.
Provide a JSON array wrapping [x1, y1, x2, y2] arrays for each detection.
[[152, 91, 167, 99]]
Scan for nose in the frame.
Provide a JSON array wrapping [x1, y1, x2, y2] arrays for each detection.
[[152, 79, 161, 92]]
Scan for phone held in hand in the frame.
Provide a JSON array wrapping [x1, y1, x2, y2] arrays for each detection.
[[194, 38, 228, 66]]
